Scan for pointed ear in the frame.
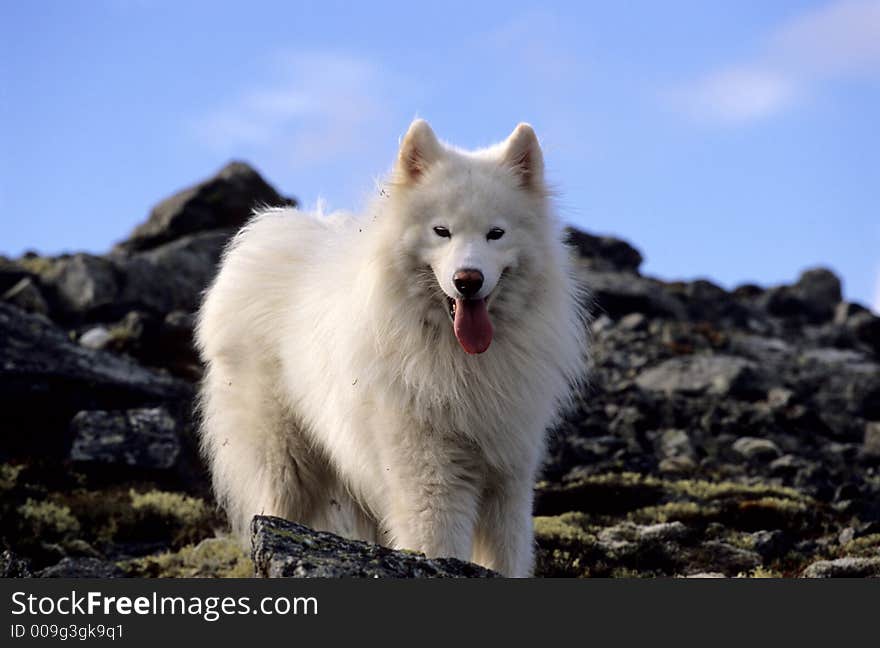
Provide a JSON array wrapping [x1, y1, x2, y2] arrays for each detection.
[[501, 123, 544, 191], [395, 119, 442, 184]]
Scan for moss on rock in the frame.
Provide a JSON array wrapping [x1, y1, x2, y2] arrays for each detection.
[[121, 537, 252, 578], [17, 499, 80, 539]]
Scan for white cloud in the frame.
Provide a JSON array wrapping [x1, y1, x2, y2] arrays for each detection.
[[192, 52, 394, 168], [668, 0, 880, 124], [772, 0, 880, 76], [671, 67, 798, 124]]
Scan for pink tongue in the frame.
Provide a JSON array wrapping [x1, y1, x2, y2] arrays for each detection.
[[453, 298, 493, 354]]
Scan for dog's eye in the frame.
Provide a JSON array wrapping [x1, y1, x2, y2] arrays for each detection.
[[433, 226, 451, 238], [487, 228, 505, 241]]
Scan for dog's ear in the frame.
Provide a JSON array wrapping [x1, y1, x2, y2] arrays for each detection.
[[501, 123, 544, 192], [396, 119, 442, 184]]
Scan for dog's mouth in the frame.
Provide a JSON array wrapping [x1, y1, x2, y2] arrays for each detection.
[[446, 297, 457, 321], [443, 273, 505, 355]]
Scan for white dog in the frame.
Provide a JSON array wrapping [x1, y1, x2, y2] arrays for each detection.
[[196, 120, 588, 576]]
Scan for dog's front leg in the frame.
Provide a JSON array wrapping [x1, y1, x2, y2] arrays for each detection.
[[382, 429, 483, 562], [472, 476, 535, 577]]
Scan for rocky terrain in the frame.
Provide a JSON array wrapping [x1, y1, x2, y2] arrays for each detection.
[[2, 162, 878, 578]]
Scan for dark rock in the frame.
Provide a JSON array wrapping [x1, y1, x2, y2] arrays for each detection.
[[0, 303, 192, 459], [16, 233, 229, 323], [794, 268, 842, 320], [656, 429, 696, 462], [750, 529, 787, 559], [760, 268, 842, 323], [251, 516, 497, 578], [833, 301, 869, 325], [0, 257, 33, 294], [733, 283, 764, 299], [667, 279, 753, 326], [2, 277, 49, 315], [116, 161, 295, 253], [153, 311, 202, 380], [729, 334, 792, 362], [801, 557, 880, 578], [847, 311, 880, 355], [1, 550, 32, 578], [38, 254, 120, 318], [581, 269, 687, 320], [758, 285, 805, 319], [36, 557, 125, 578], [114, 230, 231, 315], [635, 355, 767, 399], [769, 454, 809, 478], [564, 227, 643, 272], [70, 407, 181, 471], [731, 437, 782, 462], [697, 541, 762, 574]]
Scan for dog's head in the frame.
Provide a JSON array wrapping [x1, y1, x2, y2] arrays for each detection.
[[385, 119, 552, 355]]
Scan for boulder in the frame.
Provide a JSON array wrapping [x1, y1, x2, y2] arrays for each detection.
[[759, 268, 842, 323], [2, 277, 49, 315], [847, 311, 880, 355], [114, 230, 231, 315], [26, 254, 120, 319], [732, 437, 782, 462], [70, 407, 182, 471], [581, 269, 687, 320], [0, 303, 192, 459], [0, 257, 32, 294], [635, 355, 767, 399], [801, 557, 880, 578], [116, 161, 295, 253], [564, 227, 643, 273], [794, 268, 842, 318], [36, 557, 125, 578], [251, 516, 497, 578]]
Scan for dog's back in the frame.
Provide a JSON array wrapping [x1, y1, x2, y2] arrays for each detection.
[[196, 208, 379, 541]]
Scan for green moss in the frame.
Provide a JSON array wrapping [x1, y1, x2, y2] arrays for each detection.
[[533, 513, 599, 578], [534, 512, 594, 543], [130, 489, 207, 522], [609, 567, 650, 578], [17, 498, 80, 539], [629, 501, 713, 525], [839, 534, 880, 558], [127, 490, 216, 547], [44, 488, 218, 550], [121, 537, 253, 578], [670, 479, 807, 503], [743, 566, 782, 578], [17, 256, 56, 276], [0, 464, 23, 492], [743, 496, 808, 514], [724, 531, 757, 551], [267, 526, 309, 543]]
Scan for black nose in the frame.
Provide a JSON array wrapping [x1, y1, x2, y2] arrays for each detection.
[[453, 269, 484, 298]]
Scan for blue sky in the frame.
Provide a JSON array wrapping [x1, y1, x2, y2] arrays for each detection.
[[2, 1, 879, 311]]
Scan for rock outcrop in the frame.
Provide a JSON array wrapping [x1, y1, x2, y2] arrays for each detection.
[[1, 161, 878, 578], [252, 516, 497, 578]]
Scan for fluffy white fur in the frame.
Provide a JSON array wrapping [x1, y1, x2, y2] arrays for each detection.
[[196, 120, 588, 576]]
